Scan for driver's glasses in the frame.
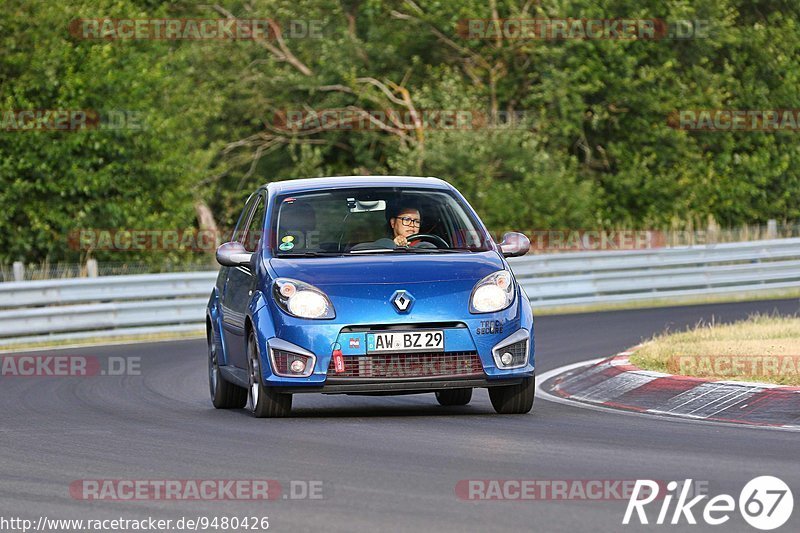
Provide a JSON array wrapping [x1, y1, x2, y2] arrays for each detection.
[[397, 216, 421, 228]]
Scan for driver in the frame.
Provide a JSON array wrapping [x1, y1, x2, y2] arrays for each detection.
[[390, 205, 423, 247], [370, 203, 436, 249]]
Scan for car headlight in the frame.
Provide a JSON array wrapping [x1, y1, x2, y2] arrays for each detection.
[[273, 278, 335, 319], [470, 270, 515, 313]]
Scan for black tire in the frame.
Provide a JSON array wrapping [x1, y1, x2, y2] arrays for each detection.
[[435, 388, 473, 406], [208, 327, 247, 409], [246, 330, 292, 418], [488, 376, 535, 414]]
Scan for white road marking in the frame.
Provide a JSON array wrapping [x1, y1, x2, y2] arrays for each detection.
[[535, 358, 800, 433]]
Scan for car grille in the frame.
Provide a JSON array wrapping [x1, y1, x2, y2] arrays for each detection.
[[328, 351, 484, 379]]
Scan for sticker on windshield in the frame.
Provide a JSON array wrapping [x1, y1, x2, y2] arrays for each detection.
[[281, 235, 294, 243], [279, 242, 294, 251]]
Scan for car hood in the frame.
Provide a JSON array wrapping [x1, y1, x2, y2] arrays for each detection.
[[268, 251, 504, 285]]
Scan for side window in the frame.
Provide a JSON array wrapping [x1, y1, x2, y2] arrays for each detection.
[[242, 196, 266, 252], [231, 194, 257, 244]]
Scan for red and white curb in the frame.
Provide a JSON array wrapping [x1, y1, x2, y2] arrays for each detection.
[[535, 348, 800, 431]]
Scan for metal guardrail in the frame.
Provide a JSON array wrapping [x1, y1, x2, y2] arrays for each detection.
[[508, 237, 800, 307], [1, 238, 799, 345], [0, 272, 218, 345]]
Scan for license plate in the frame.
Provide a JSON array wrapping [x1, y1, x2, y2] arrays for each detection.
[[367, 330, 444, 353]]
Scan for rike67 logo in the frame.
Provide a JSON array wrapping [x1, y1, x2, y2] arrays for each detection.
[[624, 476, 793, 530]]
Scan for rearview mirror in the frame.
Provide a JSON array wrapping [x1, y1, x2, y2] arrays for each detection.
[[497, 232, 530, 258], [216, 241, 254, 267], [347, 198, 386, 213]]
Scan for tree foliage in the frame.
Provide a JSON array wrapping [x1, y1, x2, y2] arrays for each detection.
[[1, 0, 799, 264]]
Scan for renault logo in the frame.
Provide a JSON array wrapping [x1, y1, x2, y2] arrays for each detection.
[[391, 290, 414, 313]]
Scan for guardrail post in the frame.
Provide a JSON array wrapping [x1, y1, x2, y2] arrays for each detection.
[[12, 261, 24, 282], [767, 219, 777, 239], [86, 259, 98, 278]]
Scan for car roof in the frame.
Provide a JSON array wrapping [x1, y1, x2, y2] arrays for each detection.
[[264, 176, 452, 195]]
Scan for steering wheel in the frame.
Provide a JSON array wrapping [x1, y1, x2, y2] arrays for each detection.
[[406, 233, 450, 248]]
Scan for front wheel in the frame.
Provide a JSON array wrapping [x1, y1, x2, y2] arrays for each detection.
[[208, 328, 247, 409], [246, 330, 292, 418], [435, 388, 473, 406], [489, 376, 535, 414]]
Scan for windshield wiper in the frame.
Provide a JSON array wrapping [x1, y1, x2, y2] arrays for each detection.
[[276, 251, 344, 257], [400, 248, 463, 253], [348, 247, 471, 255], [347, 248, 396, 254]]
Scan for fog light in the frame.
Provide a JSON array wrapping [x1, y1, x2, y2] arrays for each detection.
[[491, 330, 530, 370], [269, 343, 316, 378]]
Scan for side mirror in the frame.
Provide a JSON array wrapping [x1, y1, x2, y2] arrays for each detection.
[[498, 232, 530, 258], [216, 241, 254, 267]]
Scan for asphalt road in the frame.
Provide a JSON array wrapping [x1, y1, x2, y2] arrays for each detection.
[[2, 299, 799, 533]]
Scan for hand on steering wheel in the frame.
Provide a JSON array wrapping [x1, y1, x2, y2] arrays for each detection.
[[403, 233, 450, 248]]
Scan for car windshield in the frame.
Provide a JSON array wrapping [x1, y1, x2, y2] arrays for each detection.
[[272, 187, 492, 256]]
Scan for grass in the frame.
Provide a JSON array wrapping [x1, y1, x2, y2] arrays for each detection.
[[0, 329, 205, 353], [630, 314, 800, 386]]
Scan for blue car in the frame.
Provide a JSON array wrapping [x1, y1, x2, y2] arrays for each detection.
[[206, 176, 534, 417]]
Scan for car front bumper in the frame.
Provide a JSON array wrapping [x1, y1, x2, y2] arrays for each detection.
[[272, 377, 527, 394], [252, 312, 535, 390]]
